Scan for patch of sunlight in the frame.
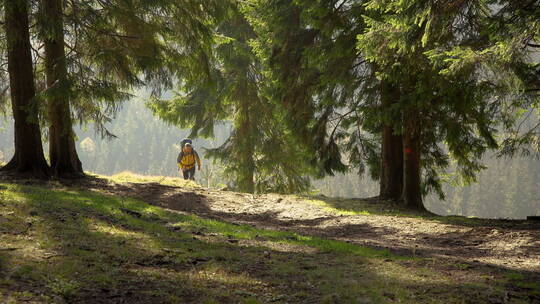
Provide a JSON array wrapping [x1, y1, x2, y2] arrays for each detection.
[[88, 219, 151, 240], [0, 235, 51, 265], [186, 230, 320, 255], [191, 268, 263, 287], [119, 198, 173, 219], [6, 185, 80, 207], [135, 265, 265, 288], [138, 204, 173, 218], [302, 198, 371, 216], [369, 260, 458, 287], [0, 187, 27, 205], [169, 217, 259, 240], [102, 171, 201, 189], [167, 216, 394, 259], [241, 239, 319, 254]]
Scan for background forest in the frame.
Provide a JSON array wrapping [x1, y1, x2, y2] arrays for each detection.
[[1, 0, 539, 219], [1, 1, 540, 303], [1, 96, 538, 219]]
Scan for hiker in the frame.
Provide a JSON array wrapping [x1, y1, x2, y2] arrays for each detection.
[[177, 142, 201, 180]]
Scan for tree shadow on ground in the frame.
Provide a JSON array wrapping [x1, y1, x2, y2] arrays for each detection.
[[66, 177, 540, 271], [306, 195, 540, 229], [1, 178, 539, 303]]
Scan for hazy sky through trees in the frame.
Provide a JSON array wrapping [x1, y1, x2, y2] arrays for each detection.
[[1, 94, 538, 219]]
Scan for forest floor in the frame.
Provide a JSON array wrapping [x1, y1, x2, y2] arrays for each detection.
[[1, 172, 539, 303]]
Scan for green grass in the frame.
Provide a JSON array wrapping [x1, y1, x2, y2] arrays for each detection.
[[97, 170, 201, 188], [505, 272, 540, 296], [0, 182, 518, 303]]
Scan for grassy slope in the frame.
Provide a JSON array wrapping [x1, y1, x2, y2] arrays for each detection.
[[0, 175, 533, 304]]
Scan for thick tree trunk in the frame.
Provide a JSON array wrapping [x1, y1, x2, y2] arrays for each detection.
[[379, 80, 403, 201], [1, 0, 50, 178], [237, 152, 255, 194], [42, 0, 84, 177], [402, 107, 426, 211]]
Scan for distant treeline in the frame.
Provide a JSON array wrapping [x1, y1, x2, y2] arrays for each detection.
[[3, 99, 537, 219]]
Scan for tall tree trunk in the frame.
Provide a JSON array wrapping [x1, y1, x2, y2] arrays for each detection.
[[42, 0, 84, 177], [237, 147, 255, 193], [1, 0, 50, 178], [237, 98, 255, 194], [379, 80, 403, 201], [402, 107, 426, 211]]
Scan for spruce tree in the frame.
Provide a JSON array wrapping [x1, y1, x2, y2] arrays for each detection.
[[425, 0, 539, 156], [31, 0, 225, 178], [1, 0, 50, 178], [245, 0, 403, 199], [40, 0, 83, 177], [357, 0, 511, 210], [150, 4, 314, 194], [248, 0, 518, 209], [245, 0, 369, 172]]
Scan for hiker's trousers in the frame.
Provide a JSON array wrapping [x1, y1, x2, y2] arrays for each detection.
[[182, 167, 196, 180]]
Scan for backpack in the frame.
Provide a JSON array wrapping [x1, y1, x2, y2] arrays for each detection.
[[180, 138, 193, 148], [177, 138, 197, 163]]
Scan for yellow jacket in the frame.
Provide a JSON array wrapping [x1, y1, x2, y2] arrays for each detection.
[[177, 151, 201, 170]]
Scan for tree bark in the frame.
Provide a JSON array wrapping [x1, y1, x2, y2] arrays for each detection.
[[379, 80, 403, 201], [42, 0, 84, 177], [237, 98, 256, 194], [1, 0, 50, 178], [402, 107, 426, 211]]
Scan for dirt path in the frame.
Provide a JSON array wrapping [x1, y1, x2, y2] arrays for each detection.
[[74, 177, 540, 274]]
